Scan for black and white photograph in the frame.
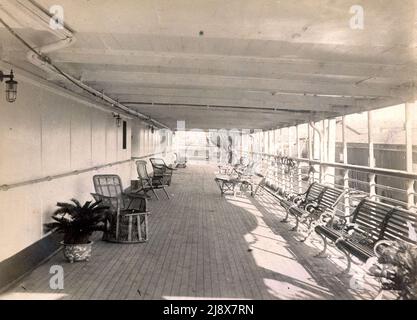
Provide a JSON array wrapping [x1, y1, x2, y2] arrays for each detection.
[[0, 0, 416, 307]]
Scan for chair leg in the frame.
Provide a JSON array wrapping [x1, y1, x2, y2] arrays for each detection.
[[143, 214, 148, 242], [340, 249, 352, 274], [335, 241, 352, 275], [151, 187, 160, 200], [137, 215, 142, 241], [281, 208, 290, 223], [314, 233, 329, 257], [163, 187, 170, 199], [291, 215, 299, 231], [115, 213, 120, 240], [300, 226, 314, 242]]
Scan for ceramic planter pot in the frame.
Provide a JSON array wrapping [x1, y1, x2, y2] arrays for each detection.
[[61, 241, 93, 263]]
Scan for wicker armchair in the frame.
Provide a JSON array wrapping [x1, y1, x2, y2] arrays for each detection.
[[91, 174, 150, 243]]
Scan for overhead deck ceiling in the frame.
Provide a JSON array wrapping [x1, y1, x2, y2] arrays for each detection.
[[1, 0, 416, 130]]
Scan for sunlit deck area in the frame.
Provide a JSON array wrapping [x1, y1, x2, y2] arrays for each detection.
[[1, 0, 417, 302], [1, 164, 382, 300]]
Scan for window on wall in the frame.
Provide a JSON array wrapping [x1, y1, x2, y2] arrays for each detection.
[[122, 121, 127, 150]]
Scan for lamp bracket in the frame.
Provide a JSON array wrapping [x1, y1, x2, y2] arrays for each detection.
[[0, 70, 13, 82]]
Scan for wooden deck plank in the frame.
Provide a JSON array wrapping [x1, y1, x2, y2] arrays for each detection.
[[0, 163, 381, 300]]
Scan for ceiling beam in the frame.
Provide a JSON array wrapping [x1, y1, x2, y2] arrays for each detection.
[[128, 106, 312, 129], [125, 101, 338, 117], [96, 86, 362, 109], [49, 49, 417, 82], [76, 70, 405, 98], [117, 95, 351, 113]]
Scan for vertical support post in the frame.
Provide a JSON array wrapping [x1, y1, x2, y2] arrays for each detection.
[[296, 125, 302, 192], [266, 130, 271, 185], [342, 116, 350, 216], [308, 123, 313, 183], [250, 131, 254, 161], [277, 128, 281, 189], [264, 130, 268, 155], [290, 126, 295, 192], [310, 121, 322, 182], [308, 123, 312, 160], [405, 102, 415, 210], [320, 120, 326, 184], [368, 111, 376, 200], [268, 130, 272, 155], [269, 129, 274, 188], [281, 128, 287, 191]]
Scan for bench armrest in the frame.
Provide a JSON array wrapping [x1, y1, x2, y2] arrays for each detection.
[[307, 208, 335, 226], [304, 201, 319, 212], [330, 210, 360, 229]]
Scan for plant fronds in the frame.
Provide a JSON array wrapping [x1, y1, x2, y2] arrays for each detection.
[[45, 198, 109, 244]]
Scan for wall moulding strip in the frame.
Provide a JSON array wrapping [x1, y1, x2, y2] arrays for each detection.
[[0, 152, 165, 192]]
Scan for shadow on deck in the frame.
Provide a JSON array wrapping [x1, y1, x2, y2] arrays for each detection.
[[0, 164, 380, 300]]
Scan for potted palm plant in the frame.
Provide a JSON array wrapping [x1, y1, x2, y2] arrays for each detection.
[[367, 240, 417, 300], [44, 199, 109, 263]]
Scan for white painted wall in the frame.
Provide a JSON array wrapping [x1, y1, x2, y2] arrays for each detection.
[[0, 75, 141, 262]]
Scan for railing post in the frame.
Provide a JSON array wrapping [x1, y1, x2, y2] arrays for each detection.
[[310, 121, 323, 183], [368, 111, 376, 200], [405, 102, 416, 210], [296, 125, 302, 193], [406, 179, 415, 210], [287, 127, 294, 192], [342, 116, 350, 216], [274, 128, 279, 188], [308, 123, 314, 183]]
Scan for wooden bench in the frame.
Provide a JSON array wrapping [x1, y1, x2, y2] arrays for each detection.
[[287, 184, 346, 241], [315, 198, 417, 273], [315, 199, 395, 259], [336, 204, 417, 273], [279, 182, 327, 223]]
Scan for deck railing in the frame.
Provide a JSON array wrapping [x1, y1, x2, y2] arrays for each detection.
[[241, 150, 417, 214]]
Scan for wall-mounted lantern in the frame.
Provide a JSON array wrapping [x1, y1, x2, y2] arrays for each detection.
[[0, 70, 18, 103], [113, 113, 122, 127]]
